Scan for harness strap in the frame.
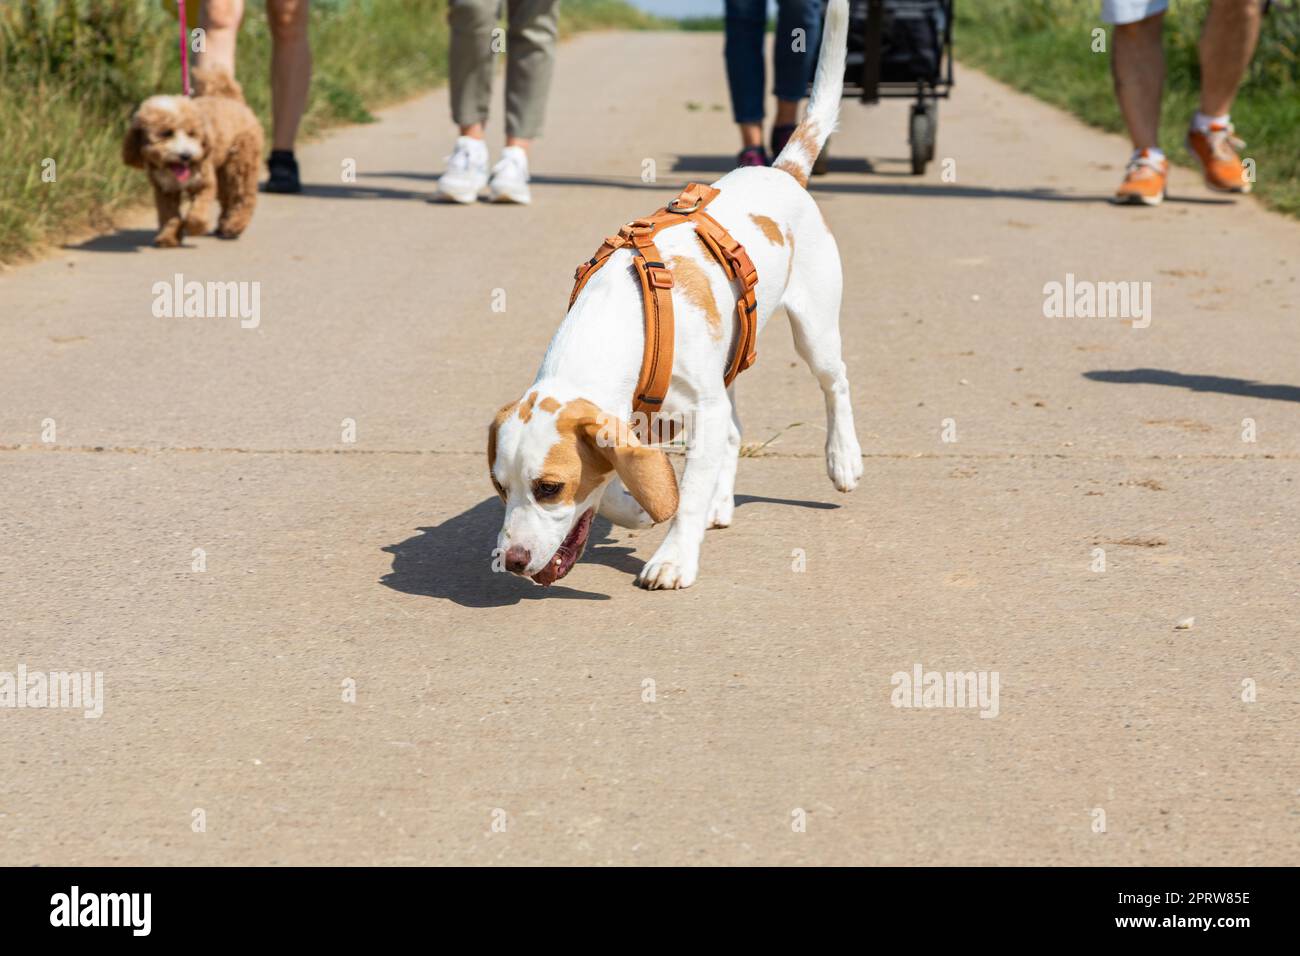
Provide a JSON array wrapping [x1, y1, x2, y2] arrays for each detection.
[[568, 182, 760, 424], [692, 210, 759, 384]]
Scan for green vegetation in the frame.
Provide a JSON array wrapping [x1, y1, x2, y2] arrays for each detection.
[[0, 0, 663, 264], [958, 0, 1300, 216], [677, 17, 727, 32]]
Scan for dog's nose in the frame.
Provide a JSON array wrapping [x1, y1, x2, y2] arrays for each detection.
[[504, 545, 531, 574], [177, 149, 194, 161]]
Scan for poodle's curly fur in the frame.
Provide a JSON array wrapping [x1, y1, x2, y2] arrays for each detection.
[[123, 68, 264, 247]]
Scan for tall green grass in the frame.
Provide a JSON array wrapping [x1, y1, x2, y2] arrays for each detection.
[[957, 0, 1300, 216], [0, 0, 661, 264]]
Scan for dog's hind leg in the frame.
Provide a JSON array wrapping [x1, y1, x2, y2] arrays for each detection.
[[782, 232, 863, 492], [216, 132, 261, 239], [707, 387, 741, 529]]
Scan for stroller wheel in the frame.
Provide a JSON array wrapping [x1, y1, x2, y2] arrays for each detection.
[[811, 136, 831, 176], [909, 109, 930, 175], [924, 101, 939, 162]]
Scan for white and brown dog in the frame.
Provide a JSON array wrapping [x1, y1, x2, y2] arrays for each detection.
[[488, 0, 860, 590]]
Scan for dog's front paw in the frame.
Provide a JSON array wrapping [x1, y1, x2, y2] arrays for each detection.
[[183, 217, 210, 237], [826, 436, 863, 493], [153, 231, 182, 248], [637, 548, 698, 590]]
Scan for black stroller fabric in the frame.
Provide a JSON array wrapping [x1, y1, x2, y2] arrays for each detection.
[[848, 0, 947, 85]]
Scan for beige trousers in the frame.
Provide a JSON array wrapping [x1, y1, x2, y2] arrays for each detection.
[[448, 0, 560, 140]]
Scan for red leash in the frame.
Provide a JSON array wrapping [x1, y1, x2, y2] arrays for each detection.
[[177, 1, 192, 96]]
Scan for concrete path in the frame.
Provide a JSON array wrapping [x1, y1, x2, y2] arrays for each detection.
[[1, 32, 1296, 865]]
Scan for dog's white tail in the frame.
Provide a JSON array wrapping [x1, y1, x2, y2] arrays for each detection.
[[773, 0, 849, 187]]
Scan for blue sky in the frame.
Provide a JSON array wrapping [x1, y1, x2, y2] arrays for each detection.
[[626, 0, 729, 19]]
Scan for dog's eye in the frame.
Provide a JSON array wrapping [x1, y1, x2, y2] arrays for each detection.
[[158, 129, 173, 139], [533, 481, 564, 501]]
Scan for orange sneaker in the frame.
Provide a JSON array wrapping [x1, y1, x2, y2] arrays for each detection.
[[1113, 150, 1168, 206], [1186, 123, 1251, 193]]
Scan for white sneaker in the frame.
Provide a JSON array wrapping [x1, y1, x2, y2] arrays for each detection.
[[435, 136, 488, 204], [488, 146, 531, 204]]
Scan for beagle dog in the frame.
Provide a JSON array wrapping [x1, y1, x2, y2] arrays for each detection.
[[488, 0, 860, 590]]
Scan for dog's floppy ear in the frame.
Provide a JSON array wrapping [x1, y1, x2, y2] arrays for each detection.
[[122, 116, 145, 168], [487, 401, 517, 501], [576, 407, 678, 524]]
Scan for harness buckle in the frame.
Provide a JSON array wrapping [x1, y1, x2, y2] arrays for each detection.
[[623, 219, 656, 238], [644, 261, 674, 290], [668, 183, 711, 214], [730, 246, 759, 290]]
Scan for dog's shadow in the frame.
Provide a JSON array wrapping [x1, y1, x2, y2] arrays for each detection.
[[380, 494, 840, 607], [380, 497, 644, 606], [65, 229, 162, 254]]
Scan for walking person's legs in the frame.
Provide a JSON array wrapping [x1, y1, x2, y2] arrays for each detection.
[[502, 0, 559, 152], [198, 0, 245, 73], [1104, 0, 1170, 204], [1186, 0, 1261, 192], [199, 1, 311, 193], [264, 0, 312, 193], [488, 0, 560, 203], [1111, 11, 1165, 154], [438, 0, 499, 202], [448, 0, 498, 141], [1198, 0, 1262, 117], [770, 0, 822, 157], [725, 0, 769, 164]]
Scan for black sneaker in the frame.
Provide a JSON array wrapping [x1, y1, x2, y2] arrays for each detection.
[[264, 150, 301, 193]]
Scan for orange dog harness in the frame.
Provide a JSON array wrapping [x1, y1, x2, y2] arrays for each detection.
[[569, 182, 760, 419]]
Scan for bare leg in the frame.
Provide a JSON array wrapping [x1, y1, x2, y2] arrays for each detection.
[[774, 98, 799, 127], [198, 0, 245, 72], [1111, 12, 1165, 151], [738, 123, 763, 149], [267, 0, 311, 151], [1198, 0, 1262, 116]]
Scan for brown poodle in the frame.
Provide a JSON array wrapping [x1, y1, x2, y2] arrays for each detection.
[[123, 67, 264, 247]]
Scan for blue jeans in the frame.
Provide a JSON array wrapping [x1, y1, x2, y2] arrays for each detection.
[[724, 0, 824, 125]]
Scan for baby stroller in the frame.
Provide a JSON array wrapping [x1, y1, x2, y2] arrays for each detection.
[[811, 0, 954, 175]]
